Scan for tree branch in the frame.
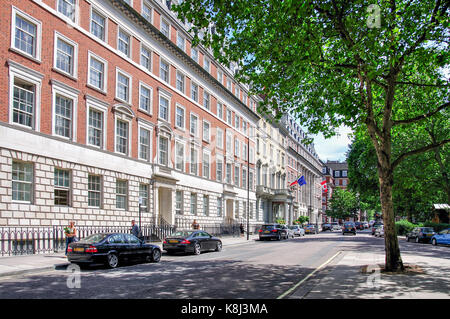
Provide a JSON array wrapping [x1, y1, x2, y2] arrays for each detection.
[[392, 138, 450, 169], [392, 101, 450, 126]]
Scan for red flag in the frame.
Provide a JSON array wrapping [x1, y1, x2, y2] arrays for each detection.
[[321, 180, 328, 192]]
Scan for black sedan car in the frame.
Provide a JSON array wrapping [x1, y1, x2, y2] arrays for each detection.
[[258, 224, 289, 240], [342, 222, 357, 235], [406, 227, 436, 243], [67, 233, 162, 268], [163, 230, 222, 255]]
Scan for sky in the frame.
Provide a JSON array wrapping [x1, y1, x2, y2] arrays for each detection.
[[311, 125, 353, 162]]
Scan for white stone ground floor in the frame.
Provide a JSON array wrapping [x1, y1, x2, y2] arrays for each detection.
[[0, 124, 262, 229]]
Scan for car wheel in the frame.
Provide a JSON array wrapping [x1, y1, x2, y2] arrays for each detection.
[[215, 241, 222, 252], [194, 243, 201, 255], [149, 249, 161, 263], [106, 253, 119, 269], [432, 238, 437, 246], [277, 234, 281, 241]]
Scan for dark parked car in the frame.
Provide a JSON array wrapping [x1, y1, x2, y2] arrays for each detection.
[[371, 222, 384, 235], [163, 230, 222, 255], [67, 233, 161, 268], [342, 222, 356, 235], [355, 222, 364, 230], [322, 223, 332, 231], [406, 227, 436, 243], [258, 224, 289, 240]]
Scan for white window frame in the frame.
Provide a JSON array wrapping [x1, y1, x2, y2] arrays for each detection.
[[160, 17, 171, 38], [159, 59, 170, 83], [137, 120, 153, 162], [140, 44, 152, 72], [115, 68, 132, 104], [139, 81, 153, 115], [234, 138, 240, 158], [141, 0, 153, 23], [114, 117, 132, 156], [216, 127, 224, 150], [90, 7, 107, 42], [51, 80, 79, 141], [176, 31, 185, 51], [158, 89, 171, 123], [87, 51, 108, 93], [57, 0, 78, 23], [175, 104, 186, 130], [176, 70, 185, 94], [216, 155, 224, 182], [10, 7, 42, 62], [158, 135, 170, 166], [203, 120, 211, 143], [85, 95, 108, 149], [191, 81, 199, 102], [117, 27, 132, 58], [190, 113, 199, 137], [190, 145, 199, 176], [175, 140, 186, 172], [8, 60, 43, 131], [191, 47, 198, 63], [202, 150, 211, 179], [53, 31, 78, 79]]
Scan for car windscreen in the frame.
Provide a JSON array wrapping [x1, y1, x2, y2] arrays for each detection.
[[422, 228, 434, 233], [261, 225, 276, 231], [79, 233, 108, 244], [288, 226, 298, 229], [170, 231, 194, 238]]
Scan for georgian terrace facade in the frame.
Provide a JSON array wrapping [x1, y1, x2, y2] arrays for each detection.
[[0, 0, 261, 229]]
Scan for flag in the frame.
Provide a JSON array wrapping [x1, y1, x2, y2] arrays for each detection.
[[290, 176, 307, 187], [321, 180, 328, 192]]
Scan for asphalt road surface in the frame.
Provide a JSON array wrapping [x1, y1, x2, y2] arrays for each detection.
[[0, 230, 446, 299]]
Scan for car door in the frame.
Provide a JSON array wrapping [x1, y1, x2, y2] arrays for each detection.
[[192, 232, 204, 251], [125, 234, 141, 260], [201, 231, 214, 250], [108, 234, 125, 257], [442, 229, 450, 244]]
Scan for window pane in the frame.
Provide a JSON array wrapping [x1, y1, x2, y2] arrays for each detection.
[[56, 38, 74, 74], [55, 95, 72, 138], [91, 10, 105, 40], [116, 120, 128, 154], [13, 81, 34, 128], [15, 15, 36, 56]]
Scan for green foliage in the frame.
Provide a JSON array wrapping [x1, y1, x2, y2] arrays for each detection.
[[294, 216, 309, 225], [276, 219, 286, 225], [395, 220, 420, 236], [423, 222, 450, 233], [327, 189, 360, 220]]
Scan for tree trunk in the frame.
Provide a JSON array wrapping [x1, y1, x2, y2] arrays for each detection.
[[378, 164, 404, 272]]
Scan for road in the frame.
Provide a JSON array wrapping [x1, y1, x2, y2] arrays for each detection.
[[0, 230, 447, 299]]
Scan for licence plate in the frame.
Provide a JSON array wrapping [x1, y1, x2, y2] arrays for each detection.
[[427, 234, 433, 236], [169, 240, 179, 243], [264, 231, 270, 234], [74, 247, 84, 252]]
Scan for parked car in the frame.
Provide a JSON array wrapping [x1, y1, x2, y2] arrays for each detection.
[[406, 227, 436, 243], [258, 224, 289, 240], [67, 233, 162, 268], [355, 222, 364, 230], [289, 225, 305, 237], [331, 223, 341, 231], [163, 230, 222, 255], [322, 223, 332, 231], [342, 222, 356, 235], [281, 225, 295, 239], [369, 220, 375, 227], [374, 225, 384, 237], [304, 224, 318, 234], [371, 222, 383, 235], [363, 222, 369, 229], [431, 228, 450, 246]]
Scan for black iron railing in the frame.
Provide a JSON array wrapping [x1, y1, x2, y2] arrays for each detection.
[[0, 224, 176, 256]]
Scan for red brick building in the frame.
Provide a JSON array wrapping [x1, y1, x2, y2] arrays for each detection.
[[0, 0, 260, 228]]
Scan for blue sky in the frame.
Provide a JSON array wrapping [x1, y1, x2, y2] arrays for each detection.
[[311, 125, 353, 162]]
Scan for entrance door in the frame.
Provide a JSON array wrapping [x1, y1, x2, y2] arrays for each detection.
[[158, 187, 173, 224]]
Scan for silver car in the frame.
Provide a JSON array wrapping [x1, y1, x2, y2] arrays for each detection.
[[374, 225, 384, 237], [331, 223, 341, 231], [288, 225, 305, 237]]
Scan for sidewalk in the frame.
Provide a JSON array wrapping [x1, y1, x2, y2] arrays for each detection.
[[289, 245, 450, 299], [0, 234, 258, 278]]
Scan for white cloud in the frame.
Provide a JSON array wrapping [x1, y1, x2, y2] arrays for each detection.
[[311, 125, 353, 162]]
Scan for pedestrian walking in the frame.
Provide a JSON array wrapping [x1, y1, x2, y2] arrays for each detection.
[[64, 221, 77, 256], [192, 219, 200, 230], [130, 220, 141, 238], [240, 223, 245, 237]]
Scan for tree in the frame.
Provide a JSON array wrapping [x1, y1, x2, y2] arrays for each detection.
[[173, 1, 450, 271], [326, 188, 360, 220]]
